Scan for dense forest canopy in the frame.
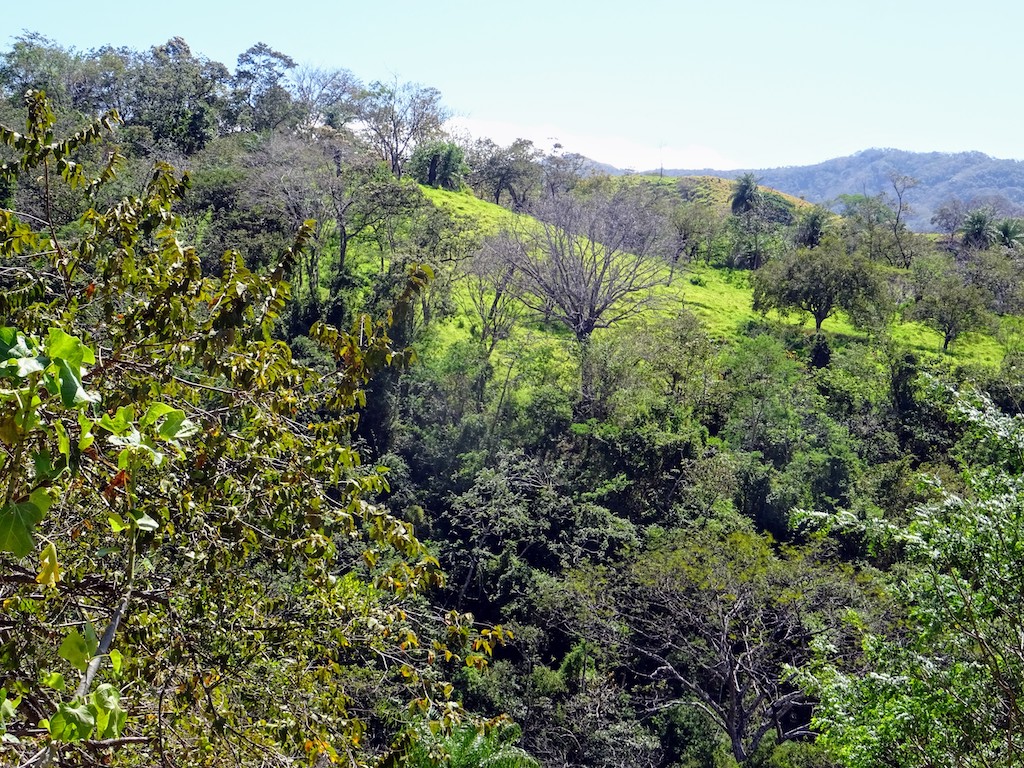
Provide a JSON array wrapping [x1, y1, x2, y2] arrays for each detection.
[[3, 32, 1024, 768]]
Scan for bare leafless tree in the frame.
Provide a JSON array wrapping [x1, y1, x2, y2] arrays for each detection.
[[244, 134, 332, 304], [462, 238, 523, 355], [888, 171, 918, 267], [494, 188, 667, 344], [290, 65, 361, 131]]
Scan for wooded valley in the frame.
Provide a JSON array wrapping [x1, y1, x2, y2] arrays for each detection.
[[3, 33, 1024, 768]]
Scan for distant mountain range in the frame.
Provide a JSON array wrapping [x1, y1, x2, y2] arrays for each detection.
[[637, 149, 1024, 231]]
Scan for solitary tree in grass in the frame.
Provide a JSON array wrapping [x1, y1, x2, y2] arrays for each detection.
[[751, 235, 883, 332], [357, 77, 448, 177], [909, 254, 991, 351]]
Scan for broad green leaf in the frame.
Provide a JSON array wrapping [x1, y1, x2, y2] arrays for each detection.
[[10, 354, 45, 377], [99, 405, 134, 436], [54, 419, 70, 458], [111, 433, 163, 468], [90, 684, 125, 739], [0, 499, 45, 557], [29, 487, 54, 516], [33, 449, 63, 482], [157, 409, 199, 441], [108, 428, 141, 449], [58, 631, 92, 672], [40, 672, 66, 692], [83, 621, 99, 657], [56, 359, 99, 407], [0, 327, 34, 360], [108, 649, 123, 675], [131, 510, 160, 532], [48, 700, 95, 741], [0, 687, 19, 726], [77, 411, 95, 451], [45, 328, 94, 368], [140, 402, 176, 428], [0, 327, 18, 354], [36, 541, 61, 586]]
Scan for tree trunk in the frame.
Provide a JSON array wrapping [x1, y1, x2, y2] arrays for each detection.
[[426, 153, 439, 186], [577, 333, 596, 414]]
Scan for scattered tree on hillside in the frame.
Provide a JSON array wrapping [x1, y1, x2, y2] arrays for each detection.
[[960, 207, 999, 250], [838, 193, 893, 262], [357, 77, 449, 177], [728, 174, 790, 269], [665, 195, 726, 266], [542, 144, 588, 197], [408, 139, 467, 190], [127, 37, 229, 154], [730, 172, 762, 215], [931, 196, 968, 247], [242, 131, 424, 330], [0, 32, 85, 112], [995, 217, 1024, 251], [492, 188, 665, 344], [909, 254, 992, 351], [467, 137, 543, 209], [887, 172, 918, 267], [838, 182, 923, 269], [230, 42, 298, 132], [244, 133, 334, 309], [752, 234, 884, 332], [462, 239, 524, 355], [289, 63, 361, 130], [792, 204, 833, 249]]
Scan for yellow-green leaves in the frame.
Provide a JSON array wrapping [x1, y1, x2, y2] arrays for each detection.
[[101, 401, 199, 477], [0, 688, 19, 740], [46, 685, 126, 743], [47, 701, 95, 741], [141, 402, 200, 444], [58, 624, 98, 673]]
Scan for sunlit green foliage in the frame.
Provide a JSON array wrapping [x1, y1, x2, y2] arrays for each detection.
[[0, 91, 497, 767], [808, 389, 1024, 768]]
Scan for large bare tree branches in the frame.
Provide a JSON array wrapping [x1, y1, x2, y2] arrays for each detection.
[[488, 188, 667, 343]]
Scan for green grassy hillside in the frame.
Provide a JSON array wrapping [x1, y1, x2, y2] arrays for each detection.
[[423, 187, 1006, 367], [634, 173, 813, 212]]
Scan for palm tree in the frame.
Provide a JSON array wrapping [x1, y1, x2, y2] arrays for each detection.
[[960, 208, 998, 250], [995, 217, 1024, 251], [792, 204, 832, 248], [730, 172, 761, 216]]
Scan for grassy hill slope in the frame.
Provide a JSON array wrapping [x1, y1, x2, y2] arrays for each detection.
[[423, 188, 1006, 367]]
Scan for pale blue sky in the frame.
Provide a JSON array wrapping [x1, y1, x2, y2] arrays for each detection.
[[4, 0, 1020, 170]]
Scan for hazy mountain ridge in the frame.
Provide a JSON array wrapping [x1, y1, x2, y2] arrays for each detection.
[[644, 148, 1024, 231]]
